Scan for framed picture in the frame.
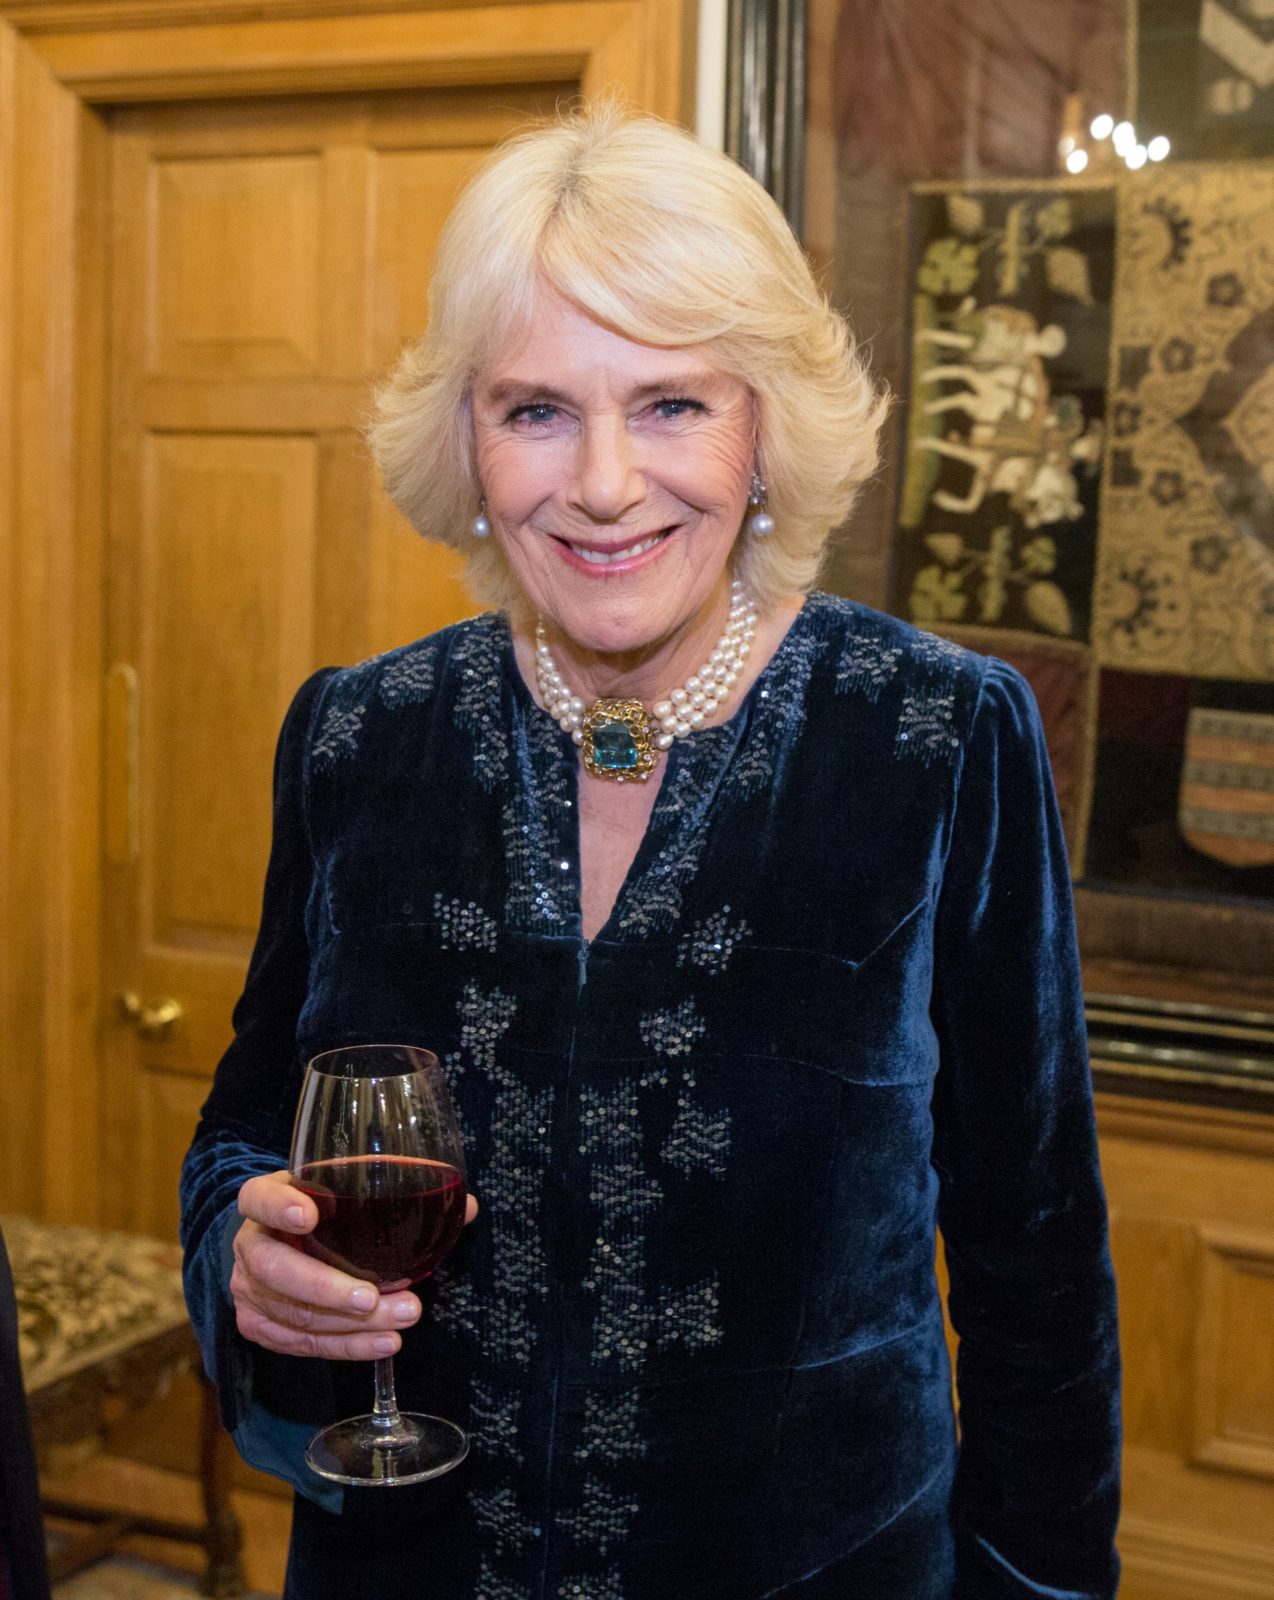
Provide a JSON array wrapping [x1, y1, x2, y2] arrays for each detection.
[[731, 0, 1274, 1009], [892, 182, 1115, 646]]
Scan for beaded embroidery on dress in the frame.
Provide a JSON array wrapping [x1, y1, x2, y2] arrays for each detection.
[[453, 613, 511, 792], [421, 598, 986, 1599], [183, 595, 1126, 1600], [378, 640, 438, 707]]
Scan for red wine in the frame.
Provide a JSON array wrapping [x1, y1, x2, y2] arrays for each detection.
[[292, 1155, 466, 1290]]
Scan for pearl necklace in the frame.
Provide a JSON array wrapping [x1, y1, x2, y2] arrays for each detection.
[[534, 580, 759, 782]]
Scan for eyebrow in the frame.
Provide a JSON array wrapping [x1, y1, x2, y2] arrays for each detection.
[[480, 373, 722, 408]]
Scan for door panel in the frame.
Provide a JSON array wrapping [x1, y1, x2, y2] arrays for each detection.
[[103, 85, 566, 1234], [152, 154, 325, 377], [144, 433, 317, 956], [369, 146, 480, 367]]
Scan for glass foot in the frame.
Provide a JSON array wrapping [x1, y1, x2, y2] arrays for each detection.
[[305, 1413, 469, 1487]]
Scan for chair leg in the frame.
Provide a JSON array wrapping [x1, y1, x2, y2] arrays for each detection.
[[43, 1511, 136, 1582], [196, 1371, 247, 1598]]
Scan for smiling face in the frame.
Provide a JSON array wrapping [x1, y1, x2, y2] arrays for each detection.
[[471, 290, 755, 699]]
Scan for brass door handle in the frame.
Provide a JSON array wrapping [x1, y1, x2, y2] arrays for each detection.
[[118, 991, 184, 1038]]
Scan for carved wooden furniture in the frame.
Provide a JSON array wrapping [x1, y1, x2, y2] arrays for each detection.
[[3, 1215, 245, 1595]]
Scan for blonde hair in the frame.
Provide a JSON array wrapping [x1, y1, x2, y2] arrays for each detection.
[[370, 103, 887, 613]]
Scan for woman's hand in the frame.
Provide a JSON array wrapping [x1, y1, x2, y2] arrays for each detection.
[[230, 1170, 479, 1361]]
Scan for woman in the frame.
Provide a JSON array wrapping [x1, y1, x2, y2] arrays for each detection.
[[181, 106, 1120, 1599]]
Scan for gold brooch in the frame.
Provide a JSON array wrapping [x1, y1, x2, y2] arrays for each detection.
[[580, 699, 659, 783]]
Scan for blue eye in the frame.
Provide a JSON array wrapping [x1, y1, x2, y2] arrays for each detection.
[[654, 397, 705, 418], [508, 403, 559, 426]]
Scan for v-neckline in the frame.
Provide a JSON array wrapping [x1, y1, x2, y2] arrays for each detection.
[[500, 597, 813, 947]]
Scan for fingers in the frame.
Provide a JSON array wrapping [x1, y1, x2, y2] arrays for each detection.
[[232, 1283, 411, 1361], [238, 1170, 317, 1234], [241, 1170, 479, 1232], [235, 1221, 423, 1327], [234, 1220, 379, 1312], [230, 1172, 481, 1362], [230, 1223, 425, 1361]]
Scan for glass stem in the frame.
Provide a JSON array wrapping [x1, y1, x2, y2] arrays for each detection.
[[371, 1356, 410, 1443]]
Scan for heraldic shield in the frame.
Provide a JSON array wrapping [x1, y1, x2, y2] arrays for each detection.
[[1179, 707, 1274, 868]]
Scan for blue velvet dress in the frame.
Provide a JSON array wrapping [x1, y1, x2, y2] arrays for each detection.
[[180, 594, 1121, 1600]]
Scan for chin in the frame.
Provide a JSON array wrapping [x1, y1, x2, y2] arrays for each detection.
[[546, 592, 664, 651], [560, 618, 663, 660]]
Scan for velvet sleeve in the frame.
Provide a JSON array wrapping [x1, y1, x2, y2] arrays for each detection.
[[930, 660, 1121, 1599], [179, 668, 343, 1507]]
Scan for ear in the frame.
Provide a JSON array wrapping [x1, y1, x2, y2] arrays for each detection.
[[747, 390, 767, 484]]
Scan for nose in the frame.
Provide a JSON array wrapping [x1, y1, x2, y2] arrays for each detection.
[[570, 416, 645, 522]]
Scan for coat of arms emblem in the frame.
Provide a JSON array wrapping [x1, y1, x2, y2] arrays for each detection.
[[1179, 706, 1274, 867]]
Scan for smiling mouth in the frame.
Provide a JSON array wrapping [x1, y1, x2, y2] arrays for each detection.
[[559, 529, 672, 565]]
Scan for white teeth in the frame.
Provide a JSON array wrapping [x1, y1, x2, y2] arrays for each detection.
[[571, 532, 664, 565]]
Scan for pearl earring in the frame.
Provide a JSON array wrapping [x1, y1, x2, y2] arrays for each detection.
[[747, 472, 774, 538], [472, 496, 491, 539]]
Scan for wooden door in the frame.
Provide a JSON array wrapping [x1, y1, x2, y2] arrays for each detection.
[[101, 85, 567, 1238]]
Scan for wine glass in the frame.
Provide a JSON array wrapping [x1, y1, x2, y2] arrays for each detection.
[[288, 1044, 469, 1486]]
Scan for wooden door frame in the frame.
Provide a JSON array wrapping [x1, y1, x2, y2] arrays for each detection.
[[0, 0, 695, 1225]]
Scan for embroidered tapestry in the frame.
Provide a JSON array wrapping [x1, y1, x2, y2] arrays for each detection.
[[1093, 164, 1274, 682], [893, 185, 1115, 643], [1138, 0, 1274, 160], [1085, 668, 1274, 898]]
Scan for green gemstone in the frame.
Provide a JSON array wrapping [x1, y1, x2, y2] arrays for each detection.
[[591, 719, 639, 769]]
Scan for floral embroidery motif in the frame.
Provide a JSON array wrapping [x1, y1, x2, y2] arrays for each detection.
[[638, 1000, 706, 1057], [661, 1096, 732, 1180], [580, 1082, 662, 1376], [452, 614, 509, 792], [456, 981, 518, 1072], [470, 1379, 523, 1463], [482, 1082, 554, 1367], [723, 610, 826, 801], [720, 736, 776, 802], [895, 630, 966, 766], [655, 1278, 724, 1353], [913, 630, 966, 671], [559, 971, 731, 1593], [589, 1160, 663, 1226], [837, 629, 904, 701], [574, 1391, 645, 1464], [558, 1478, 641, 1556], [310, 701, 364, 770], [471, 1486, 537, 1556], [676, 907, 752, 975], [615, 729, 732, 938], [897, 688, 960, 764], [504, 707, 574, 931], [475, 1560, 535, 1600], [378, 643, 437, 708], [614, 605, 831, 936], [433, 982, 548, 1372], [431, 973, 555, 1590], [425, 1265, 481, 1341], [612, 867, 690, 939], [433, 893, 498, 953], [565, 1078, 654, 1585]]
